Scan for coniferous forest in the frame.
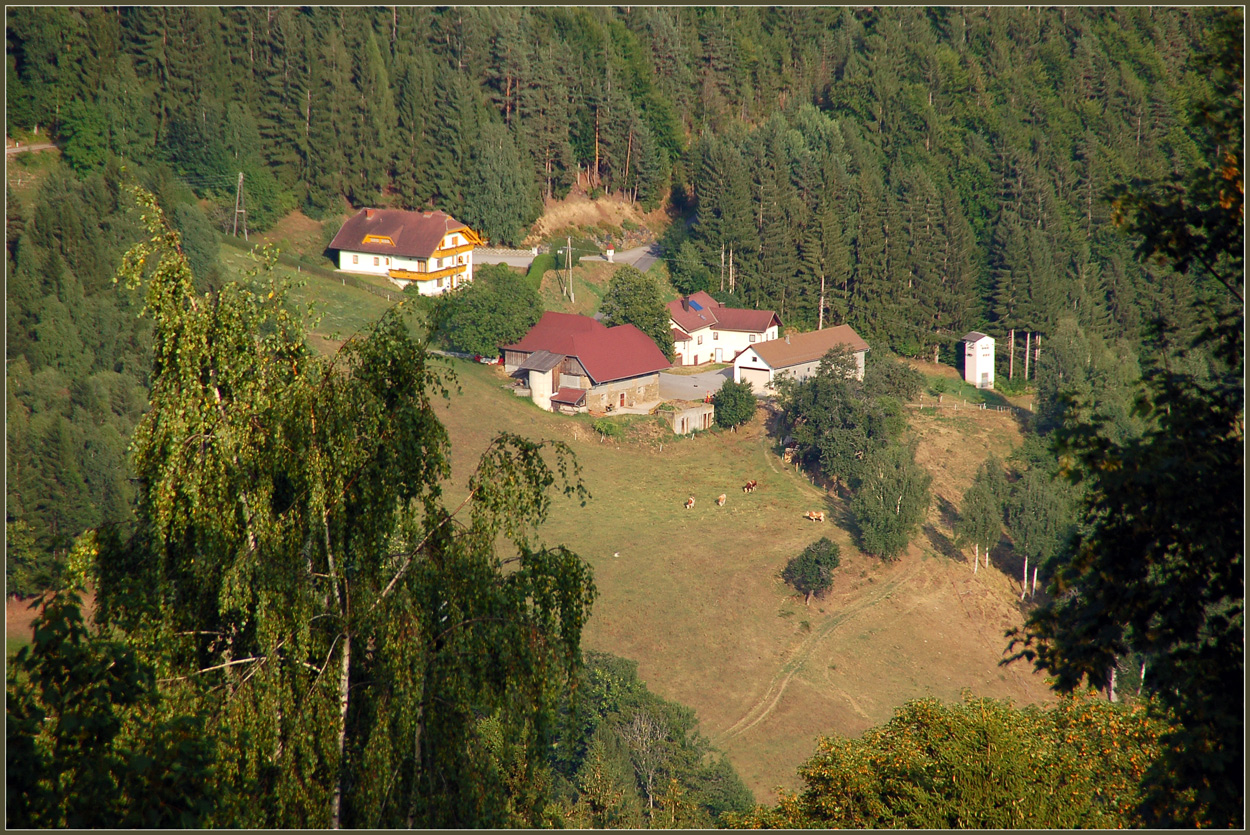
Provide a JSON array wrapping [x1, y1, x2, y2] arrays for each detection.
[[6, 5, 1243, 829]]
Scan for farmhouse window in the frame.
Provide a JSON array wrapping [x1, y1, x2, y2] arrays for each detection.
[[437, 278, 444, 288], [385, 257, 390, 266], [749, 334, 756, 342], [352, 254, 359, 264], [458, 256, 464, 265], [713, 332, 719, 340], [697, 335, 703, 345], [373, 257, 379, 266]]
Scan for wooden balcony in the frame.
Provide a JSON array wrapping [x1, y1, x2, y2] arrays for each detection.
[[389, 264, 466, 282]]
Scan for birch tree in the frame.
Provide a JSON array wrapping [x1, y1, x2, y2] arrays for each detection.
[[91, 188, 596, 828]]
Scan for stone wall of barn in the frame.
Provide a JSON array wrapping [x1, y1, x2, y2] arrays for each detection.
[[585, 375, 660, 411]]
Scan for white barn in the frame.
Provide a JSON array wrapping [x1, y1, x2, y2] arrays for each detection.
[[732, 325, 869, 395], [962, 332, 995, 389]]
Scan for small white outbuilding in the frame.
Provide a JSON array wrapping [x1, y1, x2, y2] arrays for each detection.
[[962, 332, 995, 389]]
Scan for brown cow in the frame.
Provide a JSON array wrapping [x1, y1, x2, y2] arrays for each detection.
[[684, 496, 696, 510], [804, 510, 826, 522], [716, 493, 727, 507], [742, 480, 758, 493]]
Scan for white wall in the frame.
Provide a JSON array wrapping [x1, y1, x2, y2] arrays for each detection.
[[964, 337, 995, 388], [529, 367, 554, 411], [673, 323, 778, 366], [733, 348, 773, 394], [673, 325, 713, 365], [339, 250, 392, 275], [341, 241, 474, 298]]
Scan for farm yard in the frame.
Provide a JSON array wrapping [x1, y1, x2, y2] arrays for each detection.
[[430, 356, 1054, 803]]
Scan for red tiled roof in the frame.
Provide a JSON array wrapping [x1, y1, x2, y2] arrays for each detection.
[[671, 327, 692, 342], [502, 312, 606, 355], [551, 387, 587, 406], [667, 291, 721, 333], [712, 307, 781, 333], [748, 325, 869, 369], [502, 312, 670, 384], [668, 292, 779, 336], [328, 208, 474, 258]]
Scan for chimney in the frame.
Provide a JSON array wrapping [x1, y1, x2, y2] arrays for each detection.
[[365, 208, 375, 220], [681, 296, 690, 312], [786, 334, 791, 344]]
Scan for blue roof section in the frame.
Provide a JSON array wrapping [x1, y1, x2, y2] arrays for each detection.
[[689, 299, 703, 311]]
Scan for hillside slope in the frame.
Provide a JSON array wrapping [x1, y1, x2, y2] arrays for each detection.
[[431, 358, 1052, 803]]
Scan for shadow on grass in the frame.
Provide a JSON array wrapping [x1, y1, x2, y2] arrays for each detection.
[[936, 496, 960, 531], [924, 524, 964, 562]]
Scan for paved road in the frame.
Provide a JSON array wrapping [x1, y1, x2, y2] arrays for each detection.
[[581, 242, 663, 272], [475, 252, 536, 269], [6, 142, 56, 156], [658, 367, 732, 401]]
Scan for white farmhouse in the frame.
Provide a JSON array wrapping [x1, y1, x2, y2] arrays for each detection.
[[667, 291, 781, 366], [961, 331, 995, 389], [329, 208, 484, 296], [732, 325, 869, 395]]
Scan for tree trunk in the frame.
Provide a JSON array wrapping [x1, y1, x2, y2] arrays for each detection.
[[623, 128, 633, 198], [1021, 554, 1028, 600], [805, 590, 812, 606], [818, 274, 826, 330], [593, 109, 600, 188], [1024, 331, 1031, 381], [1009, 329, 1015, 380], [331, 633, 352, 828], [973, 543, 979, 573]]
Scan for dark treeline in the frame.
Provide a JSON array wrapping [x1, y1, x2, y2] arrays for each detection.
[[7, 8, 1227, 350]]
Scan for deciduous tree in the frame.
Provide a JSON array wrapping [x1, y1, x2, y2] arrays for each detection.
[[781, 537, 841, 605], [599, 265, 675, 361], [90, 188, 597, 828], [711, 377, 755, 429], [851, 442, 931, 560]]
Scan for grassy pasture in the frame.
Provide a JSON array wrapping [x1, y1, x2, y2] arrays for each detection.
[[432, 359, 1056, 804], [175, 244, 1058, 801]]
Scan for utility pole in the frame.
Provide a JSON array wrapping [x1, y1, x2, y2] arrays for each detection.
[[1024, 331, 1031, 381], [233, 172, 248, 240]]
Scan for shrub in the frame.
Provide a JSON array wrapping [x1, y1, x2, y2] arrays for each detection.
[[712, 378, 756, 428], [592, 418, 623, 439], [782, 537, 841, 605]]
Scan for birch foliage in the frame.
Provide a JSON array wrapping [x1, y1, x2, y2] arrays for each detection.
[[93, 188, 596, 827]]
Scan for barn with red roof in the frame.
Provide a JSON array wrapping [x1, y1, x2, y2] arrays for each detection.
[[501, 312, 671, 413], [668, 291, 782, 366]]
